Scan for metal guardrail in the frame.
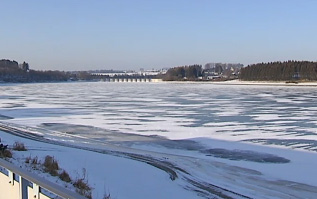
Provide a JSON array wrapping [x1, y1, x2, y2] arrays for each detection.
[[0, 158, 87, 199]]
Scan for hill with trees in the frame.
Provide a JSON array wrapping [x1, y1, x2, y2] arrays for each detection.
[[239, 61, 317, 81], [162, 65, 203, 81], [0, 59, 72, 82]]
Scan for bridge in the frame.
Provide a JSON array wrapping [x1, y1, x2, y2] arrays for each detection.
[[91, 72, 163, 82], [99, 77, 163, 82]]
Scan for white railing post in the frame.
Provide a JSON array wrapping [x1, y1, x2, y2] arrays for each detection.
[[8, 170, 14, 185], [33, 183, 39, 199]]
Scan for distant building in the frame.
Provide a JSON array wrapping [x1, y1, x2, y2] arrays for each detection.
[[91, 68, 167, 77], [139, 69, 167, 76], [203, 62, 243, 80]]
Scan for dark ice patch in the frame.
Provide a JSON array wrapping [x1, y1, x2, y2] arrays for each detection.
[[0, 114, 13, 120], [40, 123, 204, 151], [202, 148, 290, 163]]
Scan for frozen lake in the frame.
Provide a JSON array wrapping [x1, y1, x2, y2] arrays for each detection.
[[1, 81, 317, 152], [1, 82, 317, 198]]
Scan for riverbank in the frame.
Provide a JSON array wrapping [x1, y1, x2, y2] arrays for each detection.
[[210, 79, 317, 86], [2, 122, 317, 199], [0, 123, 199, 199]]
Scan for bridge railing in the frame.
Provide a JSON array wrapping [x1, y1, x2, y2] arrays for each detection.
[[0, 158, 87, 199]]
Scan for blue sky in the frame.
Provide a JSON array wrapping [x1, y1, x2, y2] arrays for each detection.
[[1, 0, 317, 70]]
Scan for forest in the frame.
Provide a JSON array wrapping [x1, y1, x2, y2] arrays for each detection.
[[0, 59, 72, 82], [0, 59, 97, 82], [162, 65, 203, 81], [239, 61, 317, 81]]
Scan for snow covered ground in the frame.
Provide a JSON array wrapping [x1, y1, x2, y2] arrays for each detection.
[[0, 130, 199, 199], [1, 82, 317, 198]]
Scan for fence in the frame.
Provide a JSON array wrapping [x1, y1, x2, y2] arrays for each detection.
[[0, 158, 87, 199]]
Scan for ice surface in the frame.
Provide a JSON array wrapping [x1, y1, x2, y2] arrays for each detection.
[[1, 82, 317, 198]]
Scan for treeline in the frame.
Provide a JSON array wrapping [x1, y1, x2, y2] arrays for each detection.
[[0, 68, 71, 82], [239, 61, 317, 81], [163, 65, 202, 81], [0, 59, 97, 82], [0, 59, 72, 82]]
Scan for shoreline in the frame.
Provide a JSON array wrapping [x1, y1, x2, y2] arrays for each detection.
[[1, 79, 317, 87], [214, 79, 317, 86], [159, 79, 317, 87], [168, 79, 317, 87]]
